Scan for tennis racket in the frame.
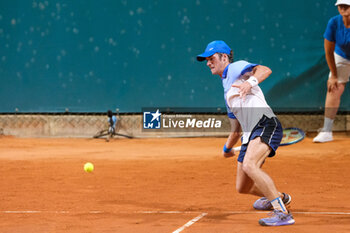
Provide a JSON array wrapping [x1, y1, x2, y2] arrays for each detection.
[[280, 127, 305, 146], [233, 146, 241, 152], [232, 127, 305, 151]]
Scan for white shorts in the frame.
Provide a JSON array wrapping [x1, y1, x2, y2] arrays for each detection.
[[329, 53, 350, 83]]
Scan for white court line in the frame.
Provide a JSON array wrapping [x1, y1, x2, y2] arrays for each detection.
[[3, 211, 42, 214], [136, 211, 186, 214], [294, 211, 350, 215], [172, 213, 207, 233], [1, 210, 350, 215], [225, 211, 350, 215]]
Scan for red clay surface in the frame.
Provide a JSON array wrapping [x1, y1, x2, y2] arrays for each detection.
[[0, 134, 349, 232]]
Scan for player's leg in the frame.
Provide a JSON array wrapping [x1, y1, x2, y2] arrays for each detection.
[[237, 159, 290, 210], [243, 137, 294, 226], [236, 150, 267, 197], [236, 142, 290, 210], [236, 162, 264, 196], [242, 138, 280, 202]]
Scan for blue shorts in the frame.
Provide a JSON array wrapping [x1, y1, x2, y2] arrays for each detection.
[[237, 115, 283, 163]]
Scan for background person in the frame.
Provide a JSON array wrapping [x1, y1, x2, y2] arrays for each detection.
[[313, 0, 350, 143], [107, 110, 117, 141]]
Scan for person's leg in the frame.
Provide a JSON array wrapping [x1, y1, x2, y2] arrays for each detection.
[[236, 154, 280, 196], [236, 162, 264, 197], [314, 53, 349, 143], [314, 83, 346, 143], [241, 137, 294, 226], [324, 53, 350, 121], [324, 83, 346, 121], [241, 137, 280, 202], [236, 160, 291, 210]]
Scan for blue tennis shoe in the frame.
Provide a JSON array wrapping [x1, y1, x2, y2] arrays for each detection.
[[259, 210, 295, 226], [253, 193, 291, 210]]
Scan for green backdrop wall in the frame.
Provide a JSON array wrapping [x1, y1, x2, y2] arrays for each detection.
[[0, 0, 348, 112]]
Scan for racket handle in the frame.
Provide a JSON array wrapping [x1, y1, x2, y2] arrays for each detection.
[[233, 146, 241, 152]]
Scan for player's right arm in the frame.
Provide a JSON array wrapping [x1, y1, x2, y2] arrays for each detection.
[[223, 118, 241, 158], [324, 38, 338, 92], [232, 65, 272, 100], [250, 65, 272, 83]]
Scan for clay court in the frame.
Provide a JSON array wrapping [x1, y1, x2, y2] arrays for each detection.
[[0, 134, 349, 233]]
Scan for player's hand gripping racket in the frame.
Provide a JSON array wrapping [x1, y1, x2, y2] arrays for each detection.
[[232, 127, 305, 152], [233, 146, 241, 152]]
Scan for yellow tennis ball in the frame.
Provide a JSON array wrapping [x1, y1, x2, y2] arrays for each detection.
[[84, 162, 94, 173]]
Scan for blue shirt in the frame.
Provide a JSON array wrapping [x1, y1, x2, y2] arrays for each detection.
[[324, 15, 350, 60], [222, 60, 258, 118], [109, 115, 117, 128]]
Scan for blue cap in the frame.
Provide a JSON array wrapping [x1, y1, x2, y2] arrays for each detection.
[[197, 40, 231, 62]]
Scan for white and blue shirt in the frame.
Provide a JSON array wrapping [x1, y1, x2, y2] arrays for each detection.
[[222, 60, 258, 118], [224, 60, 276, 144]]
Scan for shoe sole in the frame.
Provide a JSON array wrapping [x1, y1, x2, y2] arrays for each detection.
[[259, 219, 295, 226], [313, 139, 333, 143]]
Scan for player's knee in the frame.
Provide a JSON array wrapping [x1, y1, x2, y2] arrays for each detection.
[[328, 85, 345, 97], [242, 161, 256, 176]]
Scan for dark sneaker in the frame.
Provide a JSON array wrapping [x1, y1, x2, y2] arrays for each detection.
[[253, 193, 291, 210]]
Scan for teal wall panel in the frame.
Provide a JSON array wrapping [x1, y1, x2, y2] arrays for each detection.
[[0, 0, 346, 112]]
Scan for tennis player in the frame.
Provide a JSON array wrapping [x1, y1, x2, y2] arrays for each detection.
[[197, 40, 294, 226], [313, 0, 350, 143]]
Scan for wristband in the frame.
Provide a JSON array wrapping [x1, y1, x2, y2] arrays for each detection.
[[246, 76, 259, 87], [223, 144, 232, 153]]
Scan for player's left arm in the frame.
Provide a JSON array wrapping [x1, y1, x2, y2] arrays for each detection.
[[222, 118, 241, 158], [232, 65, 272, 99]]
